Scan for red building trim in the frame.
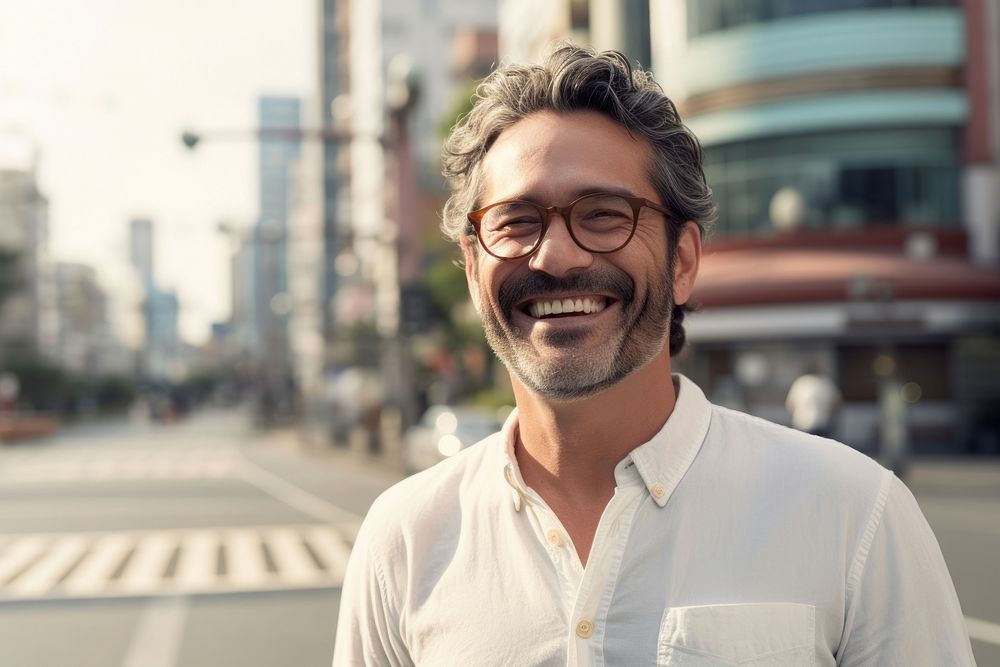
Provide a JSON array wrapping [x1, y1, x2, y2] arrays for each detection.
[[962, 0, 993, 163], [693, 246, 1000, 308]]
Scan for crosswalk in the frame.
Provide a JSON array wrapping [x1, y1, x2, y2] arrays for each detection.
[[0, 447, 243, 483], [0, 523, 356, 602]]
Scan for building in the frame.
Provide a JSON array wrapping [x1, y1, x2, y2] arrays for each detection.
[[52, 262, 128, 376], [339, 0, 498, 430], [497, 0, 1000, 454], [145, 286, 181, 382], [128, 218, 154, 281], [252, 96, 302, 411], [0, 166, 57, 359], [229, 232, 259, 360], [126, 218, 184, 383]]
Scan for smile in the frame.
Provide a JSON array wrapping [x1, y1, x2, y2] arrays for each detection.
[[525, 296, 609, 319]]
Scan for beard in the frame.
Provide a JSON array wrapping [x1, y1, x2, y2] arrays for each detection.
[[477, 263, 675, 401]]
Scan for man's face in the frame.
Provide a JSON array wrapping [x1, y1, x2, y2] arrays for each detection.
[[463, 111, 679, 400]]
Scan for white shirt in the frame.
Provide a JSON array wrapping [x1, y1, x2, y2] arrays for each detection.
[[333, 375, 974, 666]]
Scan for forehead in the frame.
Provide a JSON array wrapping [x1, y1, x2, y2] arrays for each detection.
[[479, 110, 655, 204]]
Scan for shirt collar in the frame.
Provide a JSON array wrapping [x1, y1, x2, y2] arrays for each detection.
[[499, 374, 713, 510], [627, 374, 712, 507]]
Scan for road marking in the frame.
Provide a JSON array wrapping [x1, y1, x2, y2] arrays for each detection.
[[118, 532, 178, 594], [173, 531, 218, 591], [967, 616, 1000, 646], [224, 529, 270, 587], [267, 527, 321, 585], [62, 532, 134, 595], [0, 447, 242, 484], [0, 535, 46, 585], [0, 523, 356, 602], [237, 457, 364, 524], [6, 534, 88, 597], [304, 526, 351, 580], [121, 595, 189, 667]]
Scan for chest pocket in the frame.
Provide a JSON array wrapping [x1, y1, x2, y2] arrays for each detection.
[[656, 603, 815, 666]]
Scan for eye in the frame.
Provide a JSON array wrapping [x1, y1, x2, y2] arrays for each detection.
[[500, 217, 541, 228], [588, 209, 629, 218]]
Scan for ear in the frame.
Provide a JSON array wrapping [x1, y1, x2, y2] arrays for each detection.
[[672, 222, 701, 306], [461, 236, 482, 314]]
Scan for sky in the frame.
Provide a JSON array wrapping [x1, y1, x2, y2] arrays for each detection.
[[0, 0, 315, 344]]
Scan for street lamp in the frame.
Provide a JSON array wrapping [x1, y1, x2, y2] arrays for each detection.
[[182, 108, 419, 458], [180, 126, 370, 152]]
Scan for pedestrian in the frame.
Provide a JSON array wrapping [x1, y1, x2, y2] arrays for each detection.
[[785, 369, 842, 439], [333, 45, 974, 665]]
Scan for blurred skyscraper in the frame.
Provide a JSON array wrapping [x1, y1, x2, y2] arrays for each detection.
[[498, 0, 1000, 454], [52, 262, 128, 376], [128, 218, 154, 283], [249, 96, 302, 417], [306, 0, 498, 448], [0, 166, 57, 359], [127, 218, 183, 382]]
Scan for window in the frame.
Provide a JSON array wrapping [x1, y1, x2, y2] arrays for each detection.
[[687, 0, 958, 37], [703, 129, 961, 236]]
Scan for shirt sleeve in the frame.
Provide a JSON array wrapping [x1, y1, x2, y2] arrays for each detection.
[[837, 472, 976, 666], [332, 516, 412, 667]]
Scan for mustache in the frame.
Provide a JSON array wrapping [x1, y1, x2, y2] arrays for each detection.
[[497, 269, 634, 317]]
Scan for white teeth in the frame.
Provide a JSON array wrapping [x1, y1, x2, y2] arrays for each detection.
[[529, 297, 607, 318]]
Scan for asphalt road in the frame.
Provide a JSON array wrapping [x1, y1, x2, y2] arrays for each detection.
[[906, 462, 1000, 666], [0, 411, 398, 667], [0, 411, 997, 666]]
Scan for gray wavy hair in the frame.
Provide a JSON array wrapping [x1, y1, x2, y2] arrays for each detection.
[[441, 43, 716, 244], [440, 43, 716, 355]]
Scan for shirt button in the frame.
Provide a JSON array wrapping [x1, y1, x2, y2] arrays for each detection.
[[651, 483, 665, 499], [575, 619, 594, 639], [546, 529, 564, 547]]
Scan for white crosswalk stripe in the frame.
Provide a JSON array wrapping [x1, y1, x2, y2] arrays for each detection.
[[0, 447, 243, 483], [118, 532, 177, 594], [0, 523, 356, 602]]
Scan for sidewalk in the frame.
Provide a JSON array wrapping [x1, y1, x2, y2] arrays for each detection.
[[263, 420, 1000, 495], [904, 458, 1000, 495]]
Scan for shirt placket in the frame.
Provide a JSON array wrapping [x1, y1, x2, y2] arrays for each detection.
[[564, 484, 642, 667]]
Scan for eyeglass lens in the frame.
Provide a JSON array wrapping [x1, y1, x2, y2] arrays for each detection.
[[479, 194, 635, 257]]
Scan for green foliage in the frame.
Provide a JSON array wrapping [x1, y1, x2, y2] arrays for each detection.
[[1, 344, 136, 414], [438, 83, 478, 139], [422, 258, 467, 319], [3, 347, 71, 411], [468, 387, 515, 411]]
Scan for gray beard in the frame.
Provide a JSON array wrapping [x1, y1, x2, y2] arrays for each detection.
[[478, 265, 674, 401]]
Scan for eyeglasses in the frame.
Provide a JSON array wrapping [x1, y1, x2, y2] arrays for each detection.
[[467, 192, 672, 260]]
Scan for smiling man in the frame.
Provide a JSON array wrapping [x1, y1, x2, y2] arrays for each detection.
[[333, 46, 974, 666]]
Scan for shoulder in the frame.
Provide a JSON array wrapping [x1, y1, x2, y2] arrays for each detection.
[[703, 404, 889, 508]]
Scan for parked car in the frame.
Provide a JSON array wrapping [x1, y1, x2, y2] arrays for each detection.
[[404, 405, 506, 473]]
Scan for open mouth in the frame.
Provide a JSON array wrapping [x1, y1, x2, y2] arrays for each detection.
[[521, 296, 611, 320]]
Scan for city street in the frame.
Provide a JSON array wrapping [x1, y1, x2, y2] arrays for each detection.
[[0, 412, 998, 666], [0, 411, 399, 667]]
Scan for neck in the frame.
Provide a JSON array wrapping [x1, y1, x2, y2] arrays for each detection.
[[512, 349, 677, 504]]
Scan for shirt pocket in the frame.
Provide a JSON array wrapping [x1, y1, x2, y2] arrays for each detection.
[[656, 603, 816, 666]]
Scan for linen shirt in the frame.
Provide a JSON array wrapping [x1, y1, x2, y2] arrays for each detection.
[[333, 375, 974, 666]]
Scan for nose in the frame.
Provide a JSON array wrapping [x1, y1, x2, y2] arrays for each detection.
[[527, 213, 594, 276]]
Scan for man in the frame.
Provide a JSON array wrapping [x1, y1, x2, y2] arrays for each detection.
[[334, 45, 974, 666]]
